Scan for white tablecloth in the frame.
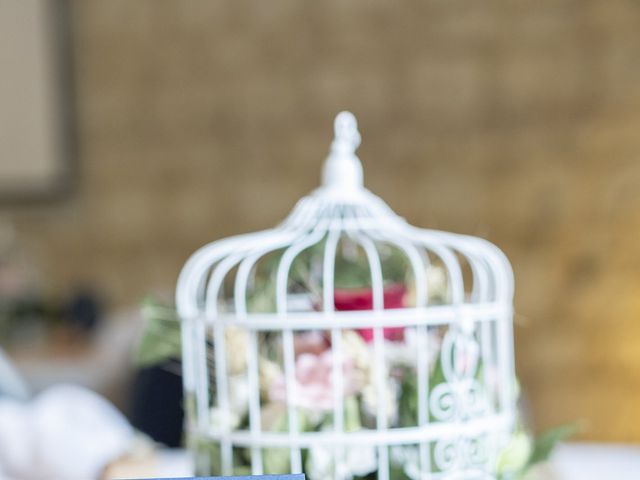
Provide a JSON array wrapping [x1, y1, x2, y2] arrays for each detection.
[[548, 443, 640, 480], [123, 443, 640, 479]]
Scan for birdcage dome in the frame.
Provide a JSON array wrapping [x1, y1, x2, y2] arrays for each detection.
[[176, 112, 516, 480]]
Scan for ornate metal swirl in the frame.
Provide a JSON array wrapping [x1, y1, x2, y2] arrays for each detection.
[[430, 327, 488, 422], [434, 436, 492, 475]]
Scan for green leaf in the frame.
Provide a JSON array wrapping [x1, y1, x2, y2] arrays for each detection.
[[263, 406, 298, 474], [134, 297, 181, 368], [397, 367, 418, 427], [524, 423, 581, 471], [192, 437, 221, 476], [344, 395, 362, 432], [387, 461, 413, 480], [496, 430, 532, 475]]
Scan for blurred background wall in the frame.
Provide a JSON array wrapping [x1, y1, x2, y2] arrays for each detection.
[[3, 0, 640, 441]]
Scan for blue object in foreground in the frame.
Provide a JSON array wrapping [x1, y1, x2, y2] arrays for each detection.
[[140, 476, 305, 480]]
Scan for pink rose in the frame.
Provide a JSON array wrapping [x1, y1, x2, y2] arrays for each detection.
[[269, 350, 359, 411]]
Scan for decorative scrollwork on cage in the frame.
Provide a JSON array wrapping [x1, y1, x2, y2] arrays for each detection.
[[430, 328, 487, 423]]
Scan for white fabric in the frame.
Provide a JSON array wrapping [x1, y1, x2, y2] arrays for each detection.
[[0, 384, 133, 480]]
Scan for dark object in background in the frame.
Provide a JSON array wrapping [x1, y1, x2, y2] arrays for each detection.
[[0, 287, 104, 345], [67, 290, 102, 333], [130, 361, 184, 447]]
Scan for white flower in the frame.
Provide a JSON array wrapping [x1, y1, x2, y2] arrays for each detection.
[[427, 266, 449, 302], [361, 373, 398, 425], [404, 265, 449, 305], [210, 407, 241, 431], [259, 358, 283, 397], [306, 442, 377, 480], [229, 375, 249, 414], [225, 326, 248, 375], [344, 444, 378, 476], [343, 329, 401, 425], [390, 446, 421, 480], [209, 375, 249, 430], [341, 329, 372, 387], [306, 444, 332, 480], [384, 328, 441, 370]]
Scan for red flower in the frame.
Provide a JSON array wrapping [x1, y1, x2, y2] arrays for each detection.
[[334, 284, 406, 342]]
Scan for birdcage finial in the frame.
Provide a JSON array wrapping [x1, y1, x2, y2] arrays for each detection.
[[332, 111, 361, 154], [321, 111, 364, 191]]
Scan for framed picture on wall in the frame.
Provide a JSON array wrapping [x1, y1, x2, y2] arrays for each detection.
[[0, 0, 74, 202]]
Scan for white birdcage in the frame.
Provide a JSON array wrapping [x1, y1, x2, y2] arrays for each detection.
[[176, 112, 516, 480]]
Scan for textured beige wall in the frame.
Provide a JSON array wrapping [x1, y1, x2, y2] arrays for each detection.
[[6, 0, 640, 440]]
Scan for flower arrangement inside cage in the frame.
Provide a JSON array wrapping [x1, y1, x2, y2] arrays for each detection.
[[176, 112, 516, 480]]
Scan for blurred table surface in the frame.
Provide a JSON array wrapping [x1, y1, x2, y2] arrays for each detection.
[[549, 443, 640, 479], [106, 443, 640, 480]]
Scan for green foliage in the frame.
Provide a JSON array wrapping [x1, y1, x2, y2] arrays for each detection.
[[135, 243, 410, 368], [397, 367, 418, 427], [191, 435, 221, 476], [332, 242, 409, 289], [344, 395, 362, 432], [134, 297, 181, 368], [497, 423, 580, 480], [263, 410, 292, 474], [387, 462, 413, 480], [524, 423, 581, 472]]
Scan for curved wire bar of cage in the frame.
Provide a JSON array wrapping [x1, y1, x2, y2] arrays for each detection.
[[176, 233, 516, 477]]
